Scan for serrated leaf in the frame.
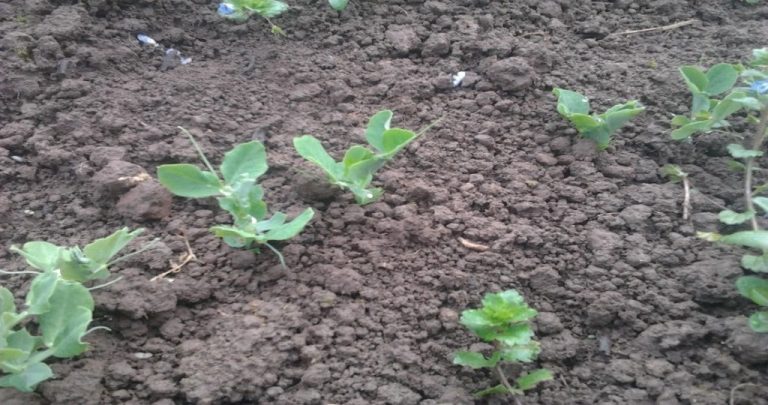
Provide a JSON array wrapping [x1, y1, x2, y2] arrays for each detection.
[[293, 135, 343, 180], [0, 362, 53, 392], [742, 254, 768, 273], [704, 63, 738, 95], [748, 311, 768, 333], [728, 144, 764, 159], [157, 164, 222, 198], [661, 164, 686, 182], [499, 342, 540, 363], [719, 209, 755, 225], [680, 66, 708, 94], [736, 276, 768, 306], [328, 0, 348, 10], [721, 230, 768, 250], [220, 141, 267, 184], [264, 208, 314, 241], [452, 351, 501, 369], [83, 228, 142, 266], [10, 242, 62, 273], [516, 368, 554, 391], [553, 88, 590, 115], [38, 281, 93, 357], [492, 324, 534, 346], [25, 271, 59, 315], [365, 110, 393, 152]]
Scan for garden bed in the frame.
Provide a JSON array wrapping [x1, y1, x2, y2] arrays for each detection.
[[1, 0, 768, 403]]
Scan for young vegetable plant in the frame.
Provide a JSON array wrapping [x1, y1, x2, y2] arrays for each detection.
[[157, 128, 314, 266], [453, 290, 553, 398], [683, 49, 768, 333], [217, 0, 288, 34], [293, 110, 429, 205], [553, 88, 645, 150], [328, 0, 348, 11], [1, 228, 147, 392]]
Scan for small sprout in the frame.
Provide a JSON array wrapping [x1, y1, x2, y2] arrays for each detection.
[[453, 290, 553, 398], [736, 276, 768, 332], [328, 0, 349, 11], [552, 88, 645, 150], [293, 110, 435, 205], [157, 128, 313, 266], [217, 0, 288, 22]]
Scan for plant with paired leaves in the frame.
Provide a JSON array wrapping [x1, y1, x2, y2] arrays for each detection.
[[294, 110, 429, 205], [452, 290, 553, 398], [328, 0, 348, 11], [217, 0, 288, 34], [552, 88, 645, 150], [678, 49, 768, 333], [0, 228, 146, 392], [157, 128, 314, 266]]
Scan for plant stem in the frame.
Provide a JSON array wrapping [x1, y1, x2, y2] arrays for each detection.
[[178, 126, 218, 177], [494, 364, 518, 400], [682, 175, 691, 221], [744, 107, 768, 231]]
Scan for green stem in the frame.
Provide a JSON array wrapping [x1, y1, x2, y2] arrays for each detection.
[[263, 242, 286, 268], [178, 126, 219, 177], [105, 238, 161, 267], [744, 107, 768, 231]]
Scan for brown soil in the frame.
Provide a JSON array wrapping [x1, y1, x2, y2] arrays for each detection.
[[2, 0, 768, 404]]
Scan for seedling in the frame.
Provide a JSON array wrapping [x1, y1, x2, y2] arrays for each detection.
[[217, 0, 288, 33], [157, 128, 314, 266], [552, 88, 645, 149], [686, 49, 768, 333], [328, 0, 348, 11], [661, 164, 692, 220], [453, 290, 552, 398], [1, 228, 147, 392], [294, 110, 432, 205]]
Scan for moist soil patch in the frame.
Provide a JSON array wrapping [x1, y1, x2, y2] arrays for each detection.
[[1, 0, 768, 404]]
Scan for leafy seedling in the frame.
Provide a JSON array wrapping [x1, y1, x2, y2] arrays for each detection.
[[328, 0, 348, 11], [217, 0, 288, 33], [453, 290, 553, 398], [1, 229, 148, 392], [661, 164, 692, 220], [552, 88, 645, 149], [736, 276, 768, 332], [294, 110, 432, 205], [157, 128, 314, 266]]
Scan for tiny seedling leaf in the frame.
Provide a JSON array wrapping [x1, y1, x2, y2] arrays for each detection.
[[328, 0, 348, 10], [704, 63, 739, 95], [263, 208, 315, 241], [661, 164, 687, 182], [365, 110, 393, 152], [718, 209, 756, 225], [37, 281, 93, 357], [679, 66, 708, 94], [0, 362, 53, 392], [83, 228, 143, 266], [516, 368, 554, 391], [25, 271, 59, 315], [157, 164, 222, 198], [736, 276, 768, 306], [452, 351, 501, 369], [343, 145, 376, 170], [742, 254, 768, 273], [727, 143, 764, 159], [210, 226, 257, 248], [721, 230, 768, 250], [293, 135, 343, 180], [671, 120, 713, 140], [381, 128, 417, 156], [553, 88, 590, 115], [748, 311, 768, 333], [220, 141, 268, 184], [11, 242, 62, 273]]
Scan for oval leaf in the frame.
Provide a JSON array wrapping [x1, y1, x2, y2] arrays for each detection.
[[679, 66, 708, 93], [83, 228, 143, 266], [736, 276, 768, 306], [516, 369, 554, 391], [727, 143, 764, 159], [329, 0, 349, 11], [11, 242, 62, 272], [452, 351, 501, 369], [742, 254, 768, 273], [220, 141, 268, 184], [704, 63, 738, 95], [157, 164, 222, 198], [293, 135, 343, 179], [365, 110, 393, 152], [748, 311, 768, 333], [553, 88, 590, 115], [38, 281, 94, 357], [718, 209, 755, 225], [264, 208, 315, 241], [381, 128, 417, 155], [721, 230, 768, 250]]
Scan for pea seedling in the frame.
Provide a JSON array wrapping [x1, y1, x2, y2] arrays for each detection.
[[328, 0, 348, 11], [453, 290, 552, 398], [157, 128, 314, 266], [553, 88, 645, 150], [294, 110, 431, 205], [683, 49, 768, 333], [217, 0, 288, 34], [1, 228, 147, 392]]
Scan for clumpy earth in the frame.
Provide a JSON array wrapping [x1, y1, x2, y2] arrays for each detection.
[[2, 0, 768, 404]]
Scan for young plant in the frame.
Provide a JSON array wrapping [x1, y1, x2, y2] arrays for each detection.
[[328, 0, 348, 11], [684, 49, 768, 333], [661, 164, 692, 220], [293, 110, 428, 205], [157, 128, 314, 266], [553, 88, 645, 150], [1, 228, 146, 392], [217, 0, 288, 34], [453, 290, 553, 398]]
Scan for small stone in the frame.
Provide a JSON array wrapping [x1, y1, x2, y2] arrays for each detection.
[[301, 363, 331, 387], [92, 160, 149, 195], [116, 179, 172, 221], [486, 57, 536, 92], [89, 146, 127, 167], [147, 379, 177, 397], [229, 250, 257, 269], [536, 311, 564, 335], [377, 383, 421, 405], [385, 25, 421, 55], [422, 33, 450, 57], [290, 83, 324, 102]]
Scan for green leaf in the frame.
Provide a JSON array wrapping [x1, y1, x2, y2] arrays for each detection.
[[10, 242, 62, 272], [346, 157, 387, 185], [264, 208, 314, 241], [452, 351, 500, 369], [220, 141, 267, 184], [727, 143, 764, 159], [37, 281, 94, 357], [328, 0, 348, 10], [602, 104, 644, 133], [754, 197, 768, 213], [365, 110, 393, 152], [474, 384, 516, 397], [680, 66, 708, 93], [670, 115, 691, 127], [567, 113, 602, 132], [1, 330, 38, 372], [0, 287, 16, 315], [553, 88, 590, 115], [59, 248, 102, 283], [736, 276, 768, 306], [516, 369, 554, 391], [721, 231, 768, 250], [380, 128, 417, 156], [733, 96, 763, 110], [25, 271, 59, 315], [499, 342, 540, 363], [255, 212, 287, 233], [691, 92, 711, 116], [350, 185, 383, 205], [742, 254, 768, 273], [719, 209, 755, 225], [83, 228, 142, 266], [342, 145, 375, 170], [157, 164, 222, 198], [0, 362, 53, 392], [748, 311, 768, 333], [210, 226, 256, 248], [293, 135, 343, 180], [492, 324, 534, 346], [704, 63, 738, 95], [710, 91, 745, 122], [752, 48, 768, 66], [671, 120, 713, 140], [661, 164, 687, 182]]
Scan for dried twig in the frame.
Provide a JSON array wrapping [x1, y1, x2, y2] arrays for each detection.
[[458, 237, 489, 252], [610, 19, 697, 37], [150, 235, 197, 282]]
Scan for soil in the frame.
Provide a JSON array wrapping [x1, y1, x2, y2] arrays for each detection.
[[2, 0, 768, 404]]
